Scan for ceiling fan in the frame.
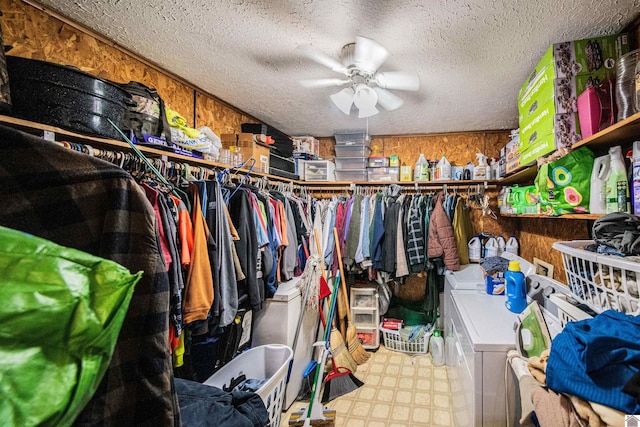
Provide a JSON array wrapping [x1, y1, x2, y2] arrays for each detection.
[[298, 36, 420, 118]]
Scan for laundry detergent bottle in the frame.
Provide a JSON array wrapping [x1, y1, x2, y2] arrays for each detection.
[[505, 261, 527, 314], [430, 330, 445, 367], [606, 145, 630, 213], [589, 154, 610, 214]]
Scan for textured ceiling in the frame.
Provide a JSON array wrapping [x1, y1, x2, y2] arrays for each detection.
[[37, 0, 638, 137]]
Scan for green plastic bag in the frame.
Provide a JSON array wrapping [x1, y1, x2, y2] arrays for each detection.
[[0, 227, 141, 427], [535, 146, 595, 216]]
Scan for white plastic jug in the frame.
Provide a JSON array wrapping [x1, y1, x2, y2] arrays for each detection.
[[506, 235, 519, 255], [437, 155, 451, 180], [485, 236, 498, 258], [430, 330, 445, 367], [415, 154, 429, 181], [606, 145, 630, 213], [589, 154, 610, 214], [497, 235, 506, 256], [468, 236, 482, 263]]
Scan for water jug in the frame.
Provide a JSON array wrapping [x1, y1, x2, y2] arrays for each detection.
[[606, 145, 630, 213], [497, 235, 506, 256], [468, 236, 482, 263], [505, 261, 527, 314], [506, 236, 519, 255], [485, 236, 498, 258], [430, 330, 445, 367], [589, 154, 610, 214]]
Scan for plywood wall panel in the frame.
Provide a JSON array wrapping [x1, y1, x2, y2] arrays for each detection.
[[518, 218, 590, 282], [195, 92, 259, 136]]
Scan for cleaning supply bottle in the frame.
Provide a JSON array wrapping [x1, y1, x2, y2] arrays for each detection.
[[474, 153, 488, 180], [633, 141, 640, 214], [589, 154, 610, 214], [490, 157, 499, 180], [505, 261, 527, 314], [468, 236, 482, 263], [485, 236, 498, 258], [506, 235, 519, 255], [437, 155, 451, 180], [430, 329, 445, 367], [464, 162, 475, 180], [414, 154, 429, 181], [606, 145, 630, 213], [497, 235, 506, 256]]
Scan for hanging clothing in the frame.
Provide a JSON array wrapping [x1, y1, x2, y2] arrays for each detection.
[[344, 193, 363, 269], [452, 196, 474, 265], [428, 192, 460, 271], [406, 195, 425, 274], [395, 195, 409, 278], [371, 195, 385, 270], [0, 125, 180, 426], [184, 183, 215, 325], [206, 180, 238, 327]]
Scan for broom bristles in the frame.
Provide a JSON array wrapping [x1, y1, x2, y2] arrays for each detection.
[[321, 368, 363, 403], [346, 322, 371, 364], [330, 328, 358, 373]]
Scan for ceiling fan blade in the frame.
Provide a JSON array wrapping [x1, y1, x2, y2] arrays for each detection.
[[297, 44, 347, 74], [374, 71, 420, 91], [300, 78, 351, 89], [373, 87, 404, 111], [354, 36, 389, 74]]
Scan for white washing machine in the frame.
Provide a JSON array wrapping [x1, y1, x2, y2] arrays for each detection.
[[444, 256, 534, 427]]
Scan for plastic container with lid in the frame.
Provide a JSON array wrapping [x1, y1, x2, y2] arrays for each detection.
[[334, 131, 368, 146], [334, 157, 368, 170], [429, 330, 445, 366], [368, 156, 390, 168], [335, 169, 367, 182], [368, 167, 399, 182], [334, 144, 372, 158]]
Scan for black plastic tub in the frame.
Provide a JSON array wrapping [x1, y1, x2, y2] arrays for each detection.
[[6, 56, 132, 140]]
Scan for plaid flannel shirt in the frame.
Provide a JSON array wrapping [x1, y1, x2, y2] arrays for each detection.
[[0, 125, 179, 426]]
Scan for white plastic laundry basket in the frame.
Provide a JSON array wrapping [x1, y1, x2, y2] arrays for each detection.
[[203, 344, 293, 427], [553, 240, 640, 314]]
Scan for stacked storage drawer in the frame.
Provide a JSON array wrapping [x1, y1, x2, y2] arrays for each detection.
[[350, 286, 379, 350], [334, 131, 370, 182], [367, 156, 399, 182]]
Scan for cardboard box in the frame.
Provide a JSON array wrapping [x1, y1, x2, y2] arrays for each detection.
[[519, 132, 562, 166], [518, 70, 615, 121], [519, 103, 581, 152], [505, 137, 521, 174], [519, 33, 629, 99], [221, 133, 270, 173]]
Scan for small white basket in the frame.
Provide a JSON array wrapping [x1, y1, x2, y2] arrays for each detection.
[[203, 344, 293, 427], [552, 240, 640, 315], [380, 323, 433, 354]]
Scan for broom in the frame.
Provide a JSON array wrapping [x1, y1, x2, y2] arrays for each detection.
[[321, 358, 363, 403], [333, 227, 371, 365], [328, 273, 358, 373]]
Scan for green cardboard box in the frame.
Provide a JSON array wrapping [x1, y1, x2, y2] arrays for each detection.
[[518, 33, 629, 99], [519, 104, 581, 153], [519, 133, 560, 166], [518, 69, 615, 121]]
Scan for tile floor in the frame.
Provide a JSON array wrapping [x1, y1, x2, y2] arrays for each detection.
[[281, 345, 453, 426]]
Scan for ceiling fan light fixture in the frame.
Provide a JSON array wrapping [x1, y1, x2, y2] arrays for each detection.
[[353, 84, 379, 118], [330, 87, 355, 115]]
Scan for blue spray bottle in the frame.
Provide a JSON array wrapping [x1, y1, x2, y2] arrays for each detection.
[[505, 261, 526, 313]]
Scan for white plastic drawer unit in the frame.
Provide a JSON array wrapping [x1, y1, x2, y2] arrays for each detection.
[[351, 307, 379, 328], [355, 326, 379, 350], [350, 287, 377, 309], [304, 160, 335, 181]]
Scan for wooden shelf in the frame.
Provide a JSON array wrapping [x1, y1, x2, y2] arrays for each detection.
[[499, 111, 640, 185], [501, 213, 602, 220], [0, 114, 296, 183]]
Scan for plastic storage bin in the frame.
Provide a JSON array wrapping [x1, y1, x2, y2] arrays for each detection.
[[351, 287, 377, 308], [304, 160, 335, 181], [368, 157, 389, 168], [203, 344, 293, 427], [352, 308, 379, 328], [334, 144, 371, 158], [356, 326, 380, 349], [552, 240, 640, 314], [334, 157, 368, 170], [335, 169, 367, 182], [367, 167, 400, 182], [380, 323, 433, 354], [335, 131, 368, 146]]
